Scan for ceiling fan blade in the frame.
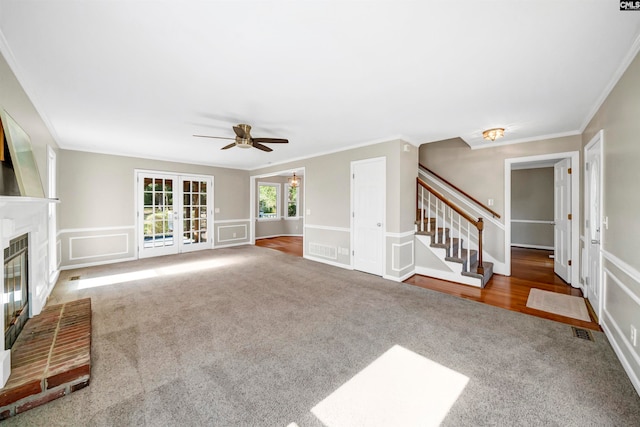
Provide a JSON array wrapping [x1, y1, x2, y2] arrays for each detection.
[[252, 138, 288, 144], [193, 135, 235, 140], [233, 125, 246, 138], [253, 143, 273, 152], [220, 142, 236, 150]]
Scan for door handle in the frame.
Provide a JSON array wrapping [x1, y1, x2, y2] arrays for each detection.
[[591, 239, 600, 244], [377, 223, 382, 227]]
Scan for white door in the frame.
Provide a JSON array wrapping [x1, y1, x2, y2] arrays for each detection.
[[352, 157, 385, 276], [554, 158, 571, 283], [138, 172, 212, 259], [585, 135, 603, 319]]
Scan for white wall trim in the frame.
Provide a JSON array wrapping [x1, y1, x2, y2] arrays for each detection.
[[217, 224, 248, 243], [602, 250, 640, 286], [391, 240, 414, 272], [214, 242, 251, 249], [601, 319, 640, 397], [59, 225, 135, 234], [511, 243, 554, 251], [579, 32, 640, 133], [383, 270, 415, 283], [304, 255, 353, 270], [604, 267, 640, 308], [69, 233, 129, 260], [504, 151, 580, 287], [386, 230, 416, 239], [256, 234, 303, 239], [305, 224, 350, 233], [214, 218, 250, 224], [511, 219, 554, 224], [60, 256, 138, 271]]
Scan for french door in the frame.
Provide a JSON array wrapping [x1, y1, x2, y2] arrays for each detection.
[[137, 171, 213, 259]]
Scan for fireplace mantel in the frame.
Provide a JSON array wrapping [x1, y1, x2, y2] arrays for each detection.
[[1, 195, 58, 387]]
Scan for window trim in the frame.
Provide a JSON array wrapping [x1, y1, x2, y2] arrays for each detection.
[[257, 182, 281, 221], [284, 182, 300, 220]]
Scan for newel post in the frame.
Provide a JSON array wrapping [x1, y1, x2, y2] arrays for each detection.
[[476, 218, 484, 275]]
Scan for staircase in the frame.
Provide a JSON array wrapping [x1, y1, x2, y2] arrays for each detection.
[[414, 177, 494, 288], [415, 216, 493, 287]]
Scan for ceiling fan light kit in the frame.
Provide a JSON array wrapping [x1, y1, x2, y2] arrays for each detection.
[[193, 123, 289, 152]]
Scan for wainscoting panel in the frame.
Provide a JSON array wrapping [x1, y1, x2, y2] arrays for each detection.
[[304, 226, 351, 267], [59, 226, 135, 269], [601, 251, 640, 396], [216, 222, 249, 246]]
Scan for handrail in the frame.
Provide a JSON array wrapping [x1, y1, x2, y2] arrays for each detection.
[[417, 177, 484, 275], [417, 178, 479, 227], [419, 163, 501, 219]]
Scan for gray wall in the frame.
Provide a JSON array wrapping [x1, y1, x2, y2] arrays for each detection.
[[511, 167, 554, 248], [582, 50, 640, 389], [58, 149, 250, 267], [253, 139, 418, 280]]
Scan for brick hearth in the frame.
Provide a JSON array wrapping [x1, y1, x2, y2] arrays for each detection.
[[0, 298, 91, 420]]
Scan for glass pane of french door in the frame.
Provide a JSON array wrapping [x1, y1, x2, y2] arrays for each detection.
[[180, 177, 211, 252], [138, 172, 212, 258], [140, 174, 178, 258]]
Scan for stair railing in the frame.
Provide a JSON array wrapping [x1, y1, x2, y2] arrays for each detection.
[[416, 177, 485, 275]]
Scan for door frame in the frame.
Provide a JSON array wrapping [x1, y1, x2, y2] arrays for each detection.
[[249, 167, 306, 247], [134, 169, 214, 259], [350, 156, 386, 276], [584, 130, 604, 320], [504, 151, 580, 287]]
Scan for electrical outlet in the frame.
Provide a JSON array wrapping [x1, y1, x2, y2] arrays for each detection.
[[306, 209, 311, 215], [214, 208, 220, 213], [631, 325, 637, 347], [487, 198, 494, 206], [232, 232, 237, 238]]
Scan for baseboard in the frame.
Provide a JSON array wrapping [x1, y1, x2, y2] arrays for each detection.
[[256, 234, 303, 239], [383, 270, 415, 283], [303, 255, 353, 270], [214, 242, 251, 249], [601, 316, 640, 397], [511, 243, 554, 250], [60, 256, 138, 271]]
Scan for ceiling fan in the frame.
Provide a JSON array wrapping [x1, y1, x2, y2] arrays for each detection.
[[193, 124, 288, 152]]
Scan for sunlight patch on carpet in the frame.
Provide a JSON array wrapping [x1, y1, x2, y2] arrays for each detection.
[[526, 288, 590, 322], [76, 258, 236, 289], [311, 345, 469, 427]]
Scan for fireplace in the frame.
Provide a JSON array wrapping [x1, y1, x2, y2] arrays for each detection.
[[3, 233, 29, 350]]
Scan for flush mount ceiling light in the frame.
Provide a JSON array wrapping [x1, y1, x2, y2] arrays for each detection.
[[288, 172, 299, 188], [482, 128, 505, 142]]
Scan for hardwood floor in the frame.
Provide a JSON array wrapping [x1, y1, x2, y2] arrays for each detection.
[[255, 236, 303, 257], [256, 238, 600, 331], [405, 247, 601, 331]]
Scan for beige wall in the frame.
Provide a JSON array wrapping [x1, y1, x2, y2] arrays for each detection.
[[511, 167, 554, 248], [420, 135, 581, 219], [582, 50, 640, 391], [0, 52, 58, 194], [58, 149, 250, 267], [253, 139, 418, 279]]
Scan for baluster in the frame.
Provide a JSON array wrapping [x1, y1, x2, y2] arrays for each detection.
[[449, 205, 453, 257], [420, 187, 424, 232], [458, 213, 461, 259], [427, 193, 432, 232], [467, 223, 470, 272]]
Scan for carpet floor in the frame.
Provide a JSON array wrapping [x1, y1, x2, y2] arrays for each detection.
[[5, 245, 640, 426]]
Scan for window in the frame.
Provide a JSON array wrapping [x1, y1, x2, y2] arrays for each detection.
[[258, 183, 280, 219], [285, 183, 299, 218]]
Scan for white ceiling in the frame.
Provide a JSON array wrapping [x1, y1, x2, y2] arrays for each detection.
[[1, 1, 639, 170]]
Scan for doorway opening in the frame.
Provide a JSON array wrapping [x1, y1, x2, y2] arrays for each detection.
[[504, 151, 580, 288], [250, 168, 305, 257]]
